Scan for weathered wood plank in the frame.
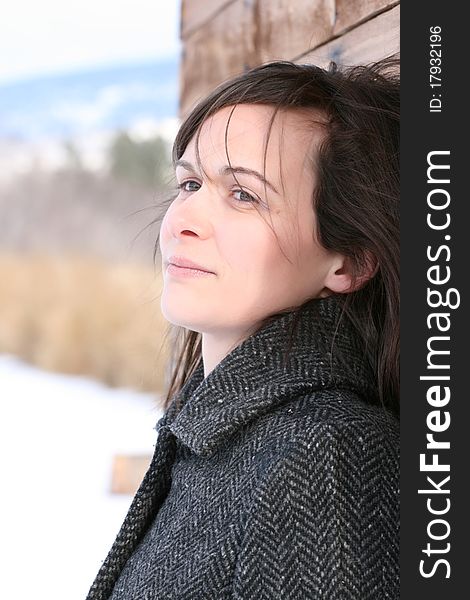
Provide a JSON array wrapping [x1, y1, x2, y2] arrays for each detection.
[[180, 2, 400, 118], [180, 0, 249, 118], [297, 5, 400, 68], [181, 0, 238, 38], [246, 0, 335, 65], [334, 0, 399, 36]]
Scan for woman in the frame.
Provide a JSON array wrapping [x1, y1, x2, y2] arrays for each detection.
[[87, 57, 400, 599]]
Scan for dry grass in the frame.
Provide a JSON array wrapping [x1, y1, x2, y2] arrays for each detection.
[[0, 253, 170, 395]]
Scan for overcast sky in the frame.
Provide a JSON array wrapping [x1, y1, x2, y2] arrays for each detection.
[[0, 0, 181, 84]]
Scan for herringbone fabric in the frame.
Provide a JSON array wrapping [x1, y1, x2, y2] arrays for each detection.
[[86, 295, 399, 599]]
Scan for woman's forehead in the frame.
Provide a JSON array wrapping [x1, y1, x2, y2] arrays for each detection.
[[196, 104, 324, 144], [183, 104, 324, 177]]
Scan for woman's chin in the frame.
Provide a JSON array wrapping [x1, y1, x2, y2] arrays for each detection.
[[160, 301, 204, 332]]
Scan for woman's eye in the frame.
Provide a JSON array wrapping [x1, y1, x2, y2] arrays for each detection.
[[178, 180, 200, 192], [233, 189, 258, 204], [177, 180, 259, 206]]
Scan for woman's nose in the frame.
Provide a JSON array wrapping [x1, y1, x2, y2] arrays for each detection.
[[166, 188, 213, 240]]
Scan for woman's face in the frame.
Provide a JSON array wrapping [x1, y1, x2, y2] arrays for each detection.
[[159, 104, 339, 338]]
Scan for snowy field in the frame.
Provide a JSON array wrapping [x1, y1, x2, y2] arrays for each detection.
[[0, 353, 163, 599]]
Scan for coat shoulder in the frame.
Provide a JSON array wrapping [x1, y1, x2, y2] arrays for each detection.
[[235, 389, 400, 599], [243, 388, 400, 561], [245, 387, 399, 484], [261, 387, 399, 451]]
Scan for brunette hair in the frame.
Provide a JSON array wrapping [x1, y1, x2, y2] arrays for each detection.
[[153, 56, 400, 416]]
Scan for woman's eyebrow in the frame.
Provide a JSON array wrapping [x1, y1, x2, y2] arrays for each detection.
[[220, 165, 280, 195], [174, 159, 197, 173], [175, 159, 279, 195]]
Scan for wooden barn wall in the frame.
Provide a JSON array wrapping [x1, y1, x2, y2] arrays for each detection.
[[179, 0, 400, 118]]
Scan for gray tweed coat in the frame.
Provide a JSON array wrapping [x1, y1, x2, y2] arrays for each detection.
[[86, 295, 399, 599]]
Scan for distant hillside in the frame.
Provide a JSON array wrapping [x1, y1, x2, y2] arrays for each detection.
[[0, 57, 179, 140], [0, 57, 179, 262]]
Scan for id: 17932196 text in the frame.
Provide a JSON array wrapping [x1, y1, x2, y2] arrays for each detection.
[[429, 25, 443, 113]]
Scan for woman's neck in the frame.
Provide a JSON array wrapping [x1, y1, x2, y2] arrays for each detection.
[[201, 326, 254, 378]]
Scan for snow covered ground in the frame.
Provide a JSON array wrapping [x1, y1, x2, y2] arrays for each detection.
[[0, 353, 163, 599]]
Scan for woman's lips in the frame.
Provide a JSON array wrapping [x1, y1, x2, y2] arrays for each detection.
[[166, 255, 216, 277], [166, 263, 216, 278]]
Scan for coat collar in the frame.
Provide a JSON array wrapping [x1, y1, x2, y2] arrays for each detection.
[[159, 295, 378, 458]]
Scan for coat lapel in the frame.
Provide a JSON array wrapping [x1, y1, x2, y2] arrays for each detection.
[[86, 421, 177, 600], [168, 295, 378, 458]]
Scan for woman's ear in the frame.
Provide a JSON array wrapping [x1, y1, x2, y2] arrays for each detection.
[[323, 251, 378, 294]]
